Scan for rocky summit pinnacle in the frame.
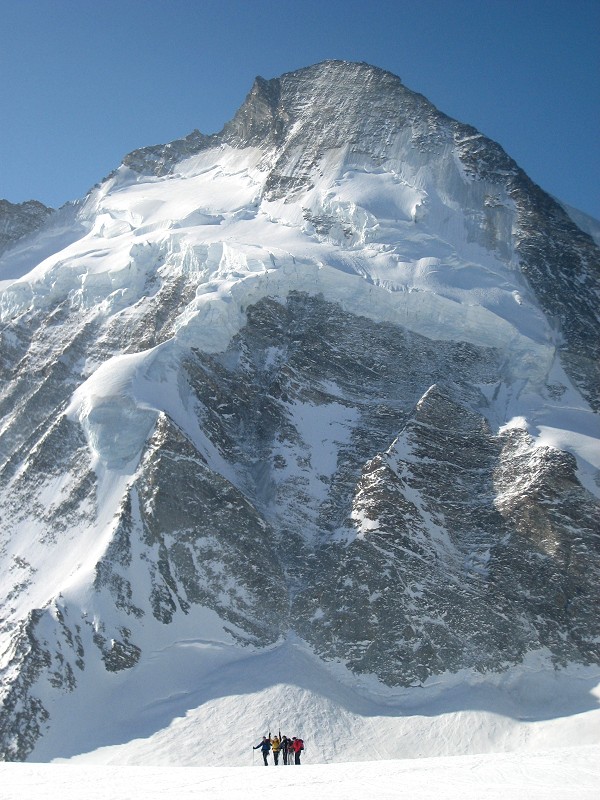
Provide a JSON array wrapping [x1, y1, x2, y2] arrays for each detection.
[[0, 61, 598, 762]]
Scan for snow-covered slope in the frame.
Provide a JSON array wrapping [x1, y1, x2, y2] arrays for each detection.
[[0, 61, 598, 764]]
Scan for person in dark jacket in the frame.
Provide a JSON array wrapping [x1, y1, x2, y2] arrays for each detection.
[[280, 735, 290, 765], [253, 736, 271, 766]]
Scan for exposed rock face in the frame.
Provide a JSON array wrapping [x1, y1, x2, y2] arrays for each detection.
[[0, 61, 598, 760], [0, 199, 53, 255], [295, 380, 600, 684]]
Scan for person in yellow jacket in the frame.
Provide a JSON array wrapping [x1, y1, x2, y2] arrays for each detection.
[[270, 734, 282, 765]]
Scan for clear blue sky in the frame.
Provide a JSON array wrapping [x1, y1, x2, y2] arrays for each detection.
[[1, 0, 598, 218]]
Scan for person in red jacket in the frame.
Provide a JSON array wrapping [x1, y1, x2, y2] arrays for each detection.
[[291, 736, 304, 765]]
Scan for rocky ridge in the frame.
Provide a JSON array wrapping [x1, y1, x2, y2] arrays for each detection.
[[0, 199, 54, 256]]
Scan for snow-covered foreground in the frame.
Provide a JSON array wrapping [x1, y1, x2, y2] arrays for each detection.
[[13, 638, 600, 798], [2, 747, 599, 800], [26, 636, 600, 765]]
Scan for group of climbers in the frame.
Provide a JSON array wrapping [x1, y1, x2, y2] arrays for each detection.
[[253, 732, 305, 765]]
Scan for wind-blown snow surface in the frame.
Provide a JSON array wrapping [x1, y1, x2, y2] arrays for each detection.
[[0, 61, 599, 769]]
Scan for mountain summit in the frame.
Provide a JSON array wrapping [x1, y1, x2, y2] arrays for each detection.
[[125, 60, 600, 406], [0, 61, 598, 762]]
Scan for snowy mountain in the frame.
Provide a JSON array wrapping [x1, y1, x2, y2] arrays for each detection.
[[0, 60, 598, 764]]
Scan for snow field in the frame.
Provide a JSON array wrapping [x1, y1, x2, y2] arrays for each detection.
[[2, 746, 599, 800], [28, 638, 600, 770]]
